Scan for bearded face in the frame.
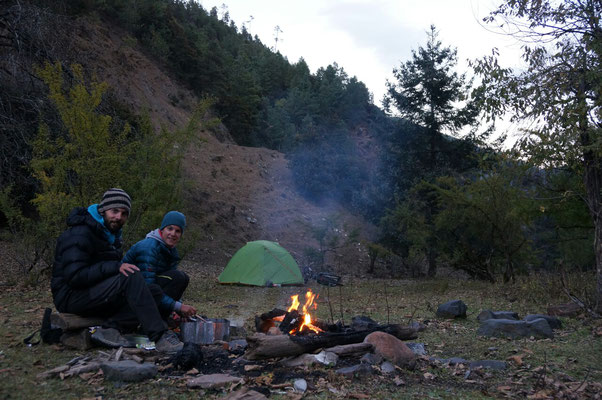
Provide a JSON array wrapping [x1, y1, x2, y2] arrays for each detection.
[[102, 208, 129, 233]]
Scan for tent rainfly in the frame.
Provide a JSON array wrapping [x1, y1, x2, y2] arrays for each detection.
[[218, 240, 303, 286]]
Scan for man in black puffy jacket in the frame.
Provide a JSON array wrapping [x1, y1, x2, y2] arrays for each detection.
[[51, 188, 183, 353]]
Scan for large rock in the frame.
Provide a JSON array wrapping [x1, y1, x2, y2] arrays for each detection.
[[436, 300, 467, 319], [477, 310, 520, 322], [100, 360, 157, 382], [477, 318, 553, 339], [363, 331, 416, 369], [524, 314, 562, 330]]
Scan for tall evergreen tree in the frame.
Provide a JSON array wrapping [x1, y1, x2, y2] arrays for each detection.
[[383, 25, 479, 277]]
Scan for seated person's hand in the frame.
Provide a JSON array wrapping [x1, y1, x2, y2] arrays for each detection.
[[119, 263, 140, 276], [179, 304, 197, 317]]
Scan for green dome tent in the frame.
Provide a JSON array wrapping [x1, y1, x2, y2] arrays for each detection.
[[218, 240, 303, 286]]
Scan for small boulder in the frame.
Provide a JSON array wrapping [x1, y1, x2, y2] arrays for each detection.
[[364, 331, 416, 369], [477, 318, 553, 339], [380, 361, 396, 374], [101, 360, 157, 382], [336, 364, 373, 377], [187, 374, 244, 389], [469, 360, 507, 370], [314, 350, 338, 366], [432, 357, 468, 366], [406, 342, 427, 356], [524, 314, 562, 330], [293, 379, 307, 393], [360, 352, 383, 365], [436, 300, 467, 319], [477, 310, 520, 322]]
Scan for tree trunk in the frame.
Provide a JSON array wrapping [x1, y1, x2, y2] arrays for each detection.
[[368, 256, 376, 274], [579, 72, 602, 313], [427, 244, 437, 278], [583, 158, 602, 313]]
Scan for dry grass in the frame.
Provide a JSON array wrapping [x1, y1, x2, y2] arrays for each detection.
[[0, 262, 600, 399]]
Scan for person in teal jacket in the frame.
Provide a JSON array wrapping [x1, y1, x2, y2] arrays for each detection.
[[123, 211, 196, 319]]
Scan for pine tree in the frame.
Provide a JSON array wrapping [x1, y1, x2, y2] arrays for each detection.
[[383, 25, 479, 277]]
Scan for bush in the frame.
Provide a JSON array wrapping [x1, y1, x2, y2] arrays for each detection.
[[2, 62, 212, 284]]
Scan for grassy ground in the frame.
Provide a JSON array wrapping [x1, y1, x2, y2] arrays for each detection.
[[0, 262, 600, 399]]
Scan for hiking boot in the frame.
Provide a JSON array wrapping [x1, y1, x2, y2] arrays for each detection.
[[91, 327, 131, 348], [155, 330, 183, 354]]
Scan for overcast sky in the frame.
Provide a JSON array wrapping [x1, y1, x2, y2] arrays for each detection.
[[199, 0, 524, 105]]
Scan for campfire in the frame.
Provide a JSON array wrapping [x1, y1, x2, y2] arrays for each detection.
[[271, 290, 323, 335], [248, 292, 419, 360]]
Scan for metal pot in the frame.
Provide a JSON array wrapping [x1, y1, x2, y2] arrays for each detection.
[[180, 317, 230, 344]]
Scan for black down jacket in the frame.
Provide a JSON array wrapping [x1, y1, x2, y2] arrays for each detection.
[[51, 207, 123, 311]]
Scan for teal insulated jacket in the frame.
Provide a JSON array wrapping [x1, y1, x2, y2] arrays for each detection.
[[122, 229, 181, 311]]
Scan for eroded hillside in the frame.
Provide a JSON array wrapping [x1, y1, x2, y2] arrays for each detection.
[[70, 16, 378, 276]]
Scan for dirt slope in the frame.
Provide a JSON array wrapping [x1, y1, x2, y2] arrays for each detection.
[[74, 17, 378, 276]]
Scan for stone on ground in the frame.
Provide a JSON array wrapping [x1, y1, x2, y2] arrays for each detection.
[[100, 360, 157, 382], [436, 300, 468, 319], [360, 352, 383, 365], [406, 342, 427, 356], [477, 310, 519, 322], [469, 360, 507, 370], [294, 379, 307, 393], [524, 314, 562, 329], [477, 318, 554, 339], [364, 331, 416, 369], [187, 373, 244, 389], [336, 364, 373, 376], [380, 361, 395, 374]]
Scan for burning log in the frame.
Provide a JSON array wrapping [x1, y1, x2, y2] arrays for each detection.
[[244, 324, 417, 360], [254, 308, 287, 333]]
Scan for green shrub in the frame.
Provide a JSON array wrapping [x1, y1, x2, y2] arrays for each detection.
[[3, 62, 212, 284]]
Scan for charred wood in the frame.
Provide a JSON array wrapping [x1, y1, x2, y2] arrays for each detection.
[[245, 324, 417, 360]]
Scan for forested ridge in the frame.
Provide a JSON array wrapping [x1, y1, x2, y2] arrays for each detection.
[[1, 0, 601, 310]]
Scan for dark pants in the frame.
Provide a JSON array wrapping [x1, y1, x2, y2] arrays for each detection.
[[150, 269, 190, 318], [61, 271, 167, 342]]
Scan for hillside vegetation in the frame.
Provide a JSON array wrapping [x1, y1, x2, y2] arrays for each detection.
[[0, 0, 600, 305]]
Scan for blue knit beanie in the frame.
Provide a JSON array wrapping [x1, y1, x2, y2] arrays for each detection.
[[160, 211, 186, 232]]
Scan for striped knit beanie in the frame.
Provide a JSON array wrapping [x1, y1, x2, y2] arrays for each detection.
[[98, 188, 131, 214]]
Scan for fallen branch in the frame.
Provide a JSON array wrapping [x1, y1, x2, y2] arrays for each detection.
[[324, 342, 373, 357]]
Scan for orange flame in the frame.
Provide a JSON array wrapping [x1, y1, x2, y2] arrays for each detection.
[[288, 289, 323, 334], [287, 295, 300, 312]]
